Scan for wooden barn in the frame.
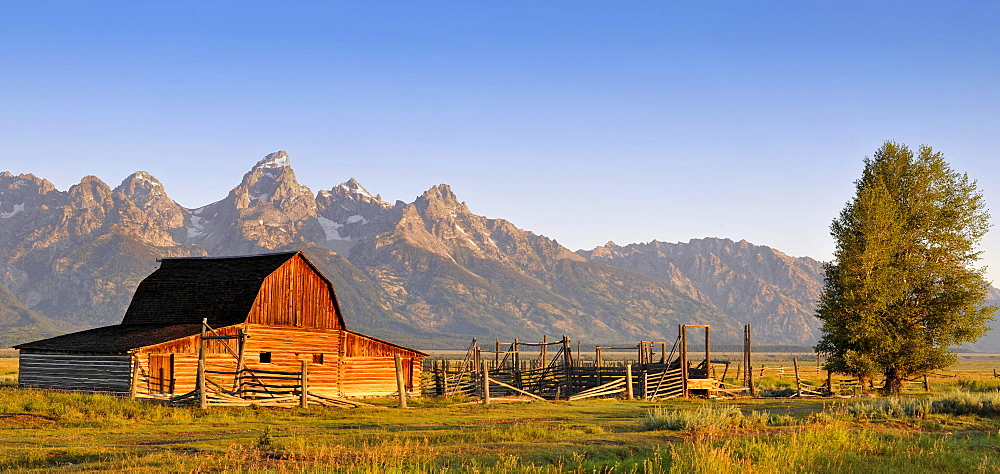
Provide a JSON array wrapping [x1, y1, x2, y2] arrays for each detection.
[[14, 252, 425, 401]]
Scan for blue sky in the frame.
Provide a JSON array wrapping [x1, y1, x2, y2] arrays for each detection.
[[4, 1, 999, 281]]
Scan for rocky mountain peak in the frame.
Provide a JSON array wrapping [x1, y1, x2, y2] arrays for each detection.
[[68, 176, 112, 209], [0, 173, 60, 219], [235, 151, 311, 209], [113, 172, 169, 209], [255, 151, 291, 170], [415, 184, 470, 222], [339, 177, 369, 195], [421, 184, 459, 204], [319, 177, 389, 209]]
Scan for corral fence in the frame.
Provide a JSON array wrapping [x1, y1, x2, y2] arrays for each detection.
[[422, 328, 755, 402]]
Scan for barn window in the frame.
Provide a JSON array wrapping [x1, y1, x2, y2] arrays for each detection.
[[313, 353, 324, 364], [259, 352, 272, 364]]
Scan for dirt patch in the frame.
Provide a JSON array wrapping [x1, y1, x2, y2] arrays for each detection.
[[0, 413, 57, 426], [470, 417, 560, 425]]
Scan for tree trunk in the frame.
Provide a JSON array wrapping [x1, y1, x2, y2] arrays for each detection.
[[882, 367, 904, 395]]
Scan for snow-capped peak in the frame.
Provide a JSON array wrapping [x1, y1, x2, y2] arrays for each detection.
[[337, 177, 374, 199], [133, 171, 161, 186], [255, 151, 291, 170]]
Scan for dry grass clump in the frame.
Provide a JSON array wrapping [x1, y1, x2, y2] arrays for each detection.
[[843, 391, 1000, 420], [642, 404, 783, 432]]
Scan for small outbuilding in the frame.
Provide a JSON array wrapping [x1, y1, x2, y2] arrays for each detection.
[[15, 251, 425, 400]]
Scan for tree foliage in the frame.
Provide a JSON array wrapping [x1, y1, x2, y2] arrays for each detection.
[[816, 141, 995, 393]]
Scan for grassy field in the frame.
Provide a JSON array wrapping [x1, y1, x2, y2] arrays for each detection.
[[2, 354, 1000, 472]]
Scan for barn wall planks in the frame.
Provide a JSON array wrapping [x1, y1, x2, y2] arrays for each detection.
[[18, 352, 132, 393], [246, 256, 342, 329], [133, 324, 358, 396], [341, 357, 421, 397], [239, 324, 343, 394], [343, 331, 423, 358]]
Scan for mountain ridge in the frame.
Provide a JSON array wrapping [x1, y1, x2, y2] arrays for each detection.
[[1, 151, 995, 350]]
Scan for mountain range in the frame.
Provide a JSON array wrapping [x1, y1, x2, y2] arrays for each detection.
[[1, 151, 996, 350]]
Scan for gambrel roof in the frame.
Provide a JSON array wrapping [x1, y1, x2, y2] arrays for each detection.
[[125, 252, 305, 326], [16, 251, 348, 353]]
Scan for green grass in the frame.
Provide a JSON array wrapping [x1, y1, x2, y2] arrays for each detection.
[[667, 422, 1000, 473], [2, 388, 1000, 472], [4, 354, 1000, 471]]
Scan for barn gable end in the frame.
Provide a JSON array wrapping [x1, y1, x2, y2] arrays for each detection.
[[246, 254, 344, 329]]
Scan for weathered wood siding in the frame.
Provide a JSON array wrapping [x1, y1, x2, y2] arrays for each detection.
[[246, 255, 342, 329], [341, 331, 423, 397], [240, 324, 342, 395], [340, 357, 419, 397], [342, 330, 423, 358], [18, 352, 132, 393], [135, 324, 346, 396]]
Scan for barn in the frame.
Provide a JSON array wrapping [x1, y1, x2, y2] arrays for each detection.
[[14, 251, 425, 402]]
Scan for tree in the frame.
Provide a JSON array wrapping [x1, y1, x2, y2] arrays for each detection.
[[815, 141, 995, 394]]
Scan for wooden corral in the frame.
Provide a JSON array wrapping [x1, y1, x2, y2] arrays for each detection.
[[15, 251, 425, 406], [427, 325, 755, 403]]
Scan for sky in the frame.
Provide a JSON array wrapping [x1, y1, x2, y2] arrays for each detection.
[[4, 1, 1000, 282]]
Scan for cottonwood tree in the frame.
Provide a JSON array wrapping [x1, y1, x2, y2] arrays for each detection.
[[816, 141, 995, 394]]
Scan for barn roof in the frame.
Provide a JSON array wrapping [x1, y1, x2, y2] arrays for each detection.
[[121, 251, 301, 326], [16, 251, 351, 353], [14, 324, 202, 353]]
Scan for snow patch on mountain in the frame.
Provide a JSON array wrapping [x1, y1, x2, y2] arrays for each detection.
[[317, 216, 349, 241], [259, 152, 290, 169], [1, 203, 24, 218]]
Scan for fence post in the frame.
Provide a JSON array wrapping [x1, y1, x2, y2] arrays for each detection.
[[300, 360, 309, 408], [443, 360, 450, 394], [395, 354, 408, 408], [626, 363, 634, 400], [129, 354, 139, 400], [641, 371, 649, 400], [541, 335, 547, 368], [198, 318, 207, 409], [923, 374, 929, 392], [679, 326, 688, 397], [482, 360, 491, 404], [562, 335, 573, 399], [435, 360, 444, 396], [793, 357, 801, 397]]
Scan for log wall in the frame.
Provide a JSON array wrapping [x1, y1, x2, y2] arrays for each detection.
[[341, 356, 422, 397], [240, 324, 342, 395], [18, 352, 132, 393], [133, 324, 424, 398], [37, 325, 423, 399]]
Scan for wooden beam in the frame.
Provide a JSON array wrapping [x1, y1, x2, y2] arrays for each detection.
[[394, 354, 407, 408], [486, 377, 546, 401]]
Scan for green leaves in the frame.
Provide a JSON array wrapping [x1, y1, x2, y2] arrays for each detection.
[[816, 141, 995, 393]]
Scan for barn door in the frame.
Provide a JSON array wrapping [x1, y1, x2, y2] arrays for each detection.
[[149, 354, 175, 394]]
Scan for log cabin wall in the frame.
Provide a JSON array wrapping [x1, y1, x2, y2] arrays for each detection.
[[239, 324, 343, 396], [18, 352, 132, 393], [246, 255, 342, 329], [134, 324, 345, 396], [341, 330, 423, 397]]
